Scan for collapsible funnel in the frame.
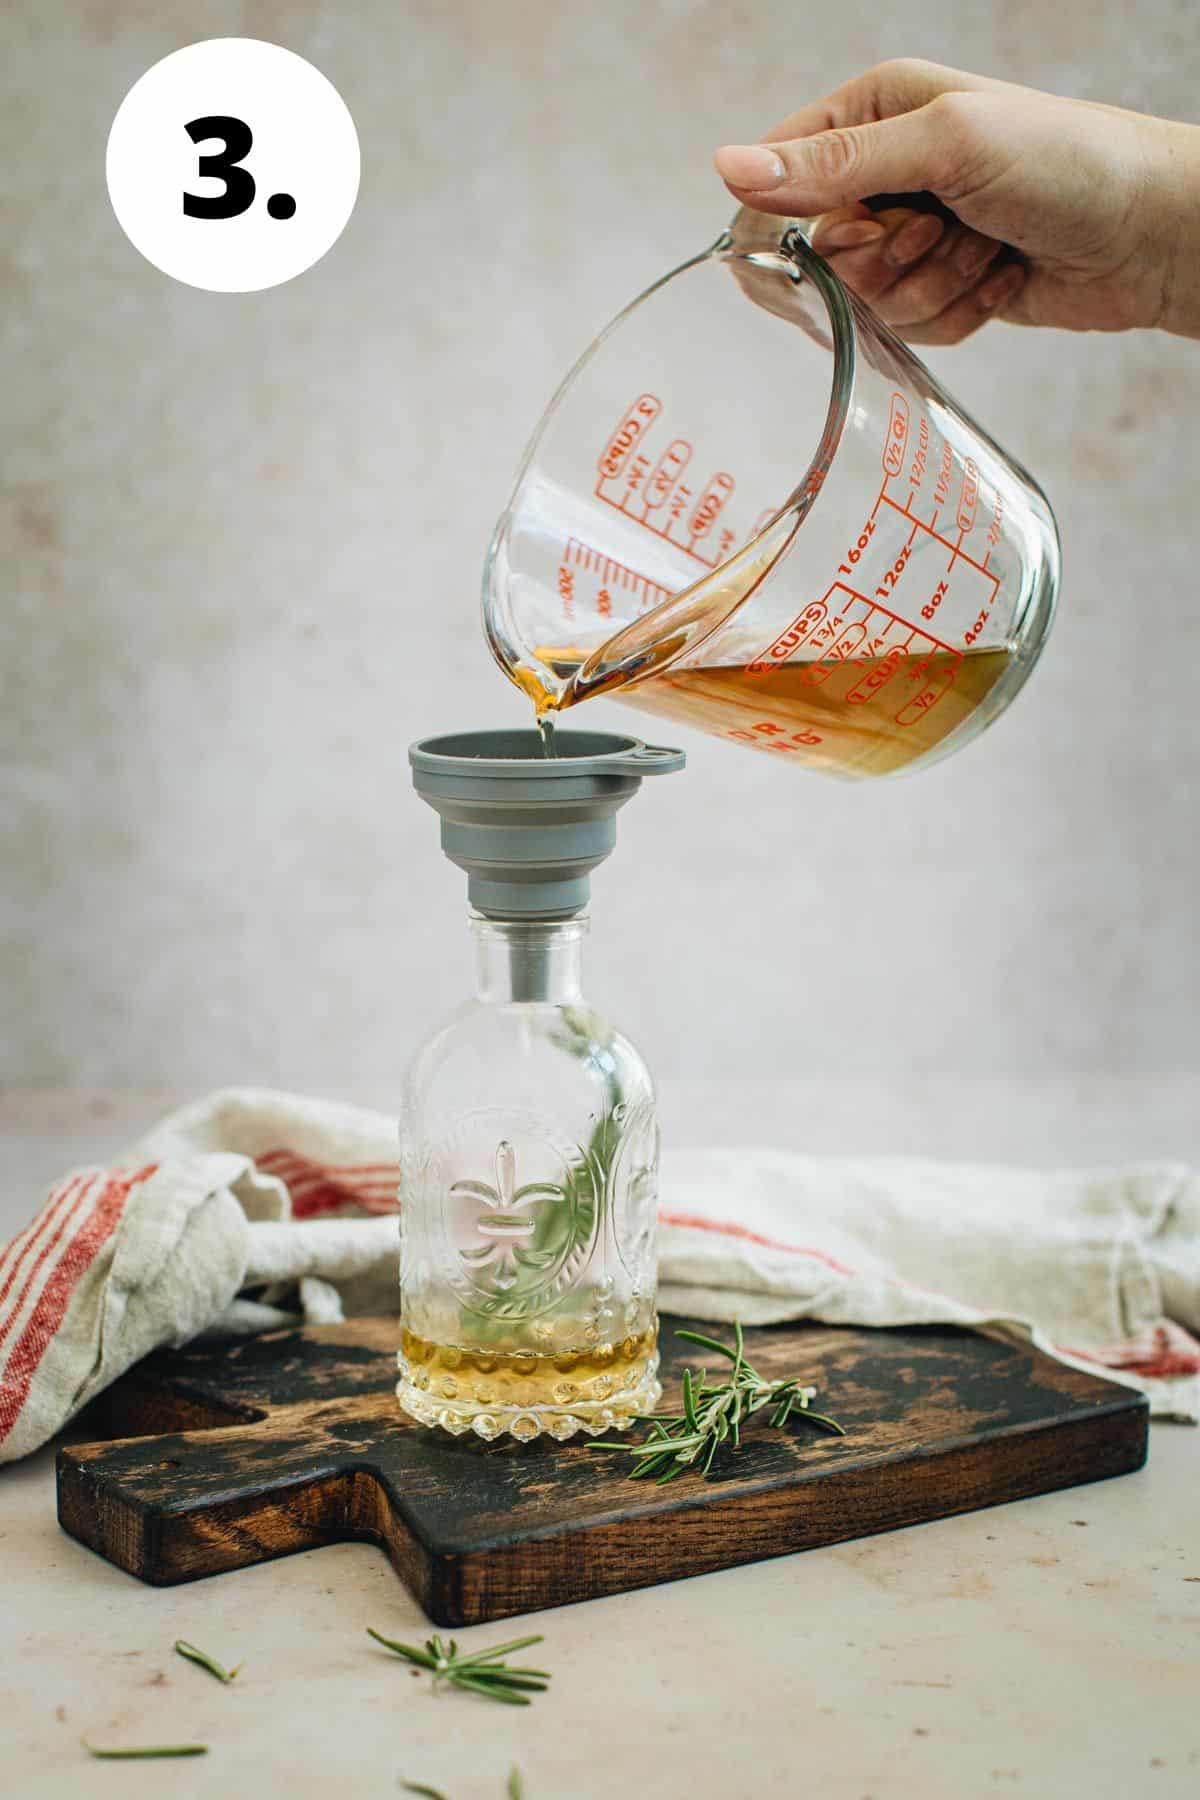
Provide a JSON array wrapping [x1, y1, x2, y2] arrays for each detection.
[[409, 728, 684, 919]]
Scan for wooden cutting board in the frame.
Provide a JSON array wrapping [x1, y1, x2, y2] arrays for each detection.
[[57, 1316, 1147, 1626]]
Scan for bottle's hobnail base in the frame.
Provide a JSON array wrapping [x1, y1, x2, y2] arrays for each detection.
[[395, 1352, 661, 1443]]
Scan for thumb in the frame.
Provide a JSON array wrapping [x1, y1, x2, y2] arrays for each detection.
[[716, 102, 969, 215]]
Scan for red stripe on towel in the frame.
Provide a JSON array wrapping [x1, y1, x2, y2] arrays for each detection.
[[658, 1210, 857, 1277], [0, 1173, 94, 1323], [256, 1149, 399, 1219], [0, 1174, 98, 1354], [0, 1166, 155, 1443], [1058, 1321, 1200, 1380]]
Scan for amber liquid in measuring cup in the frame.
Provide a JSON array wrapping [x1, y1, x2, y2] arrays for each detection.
[[524, 643, 1011, 779], [609, 647, 1011, 777], [513, 476, 1017, 778]]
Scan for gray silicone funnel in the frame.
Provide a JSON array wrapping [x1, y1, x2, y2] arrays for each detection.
[[409, 728, 685, 918]]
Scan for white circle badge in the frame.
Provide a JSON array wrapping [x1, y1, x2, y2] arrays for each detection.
[[106, 38, 360, 293]]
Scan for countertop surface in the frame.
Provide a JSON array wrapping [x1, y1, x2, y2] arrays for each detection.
[[2, 1083, 1197, 1800]]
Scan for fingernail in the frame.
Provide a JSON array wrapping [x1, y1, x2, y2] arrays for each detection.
[[815, 219, 887, 251], [979, 264, 1025, 309], [714, 144, 786, 188], [887, 214, 944, 266], [954, 236, 1000, 279]]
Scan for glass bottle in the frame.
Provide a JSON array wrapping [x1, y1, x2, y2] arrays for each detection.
[[397, 909, 661, 1443]]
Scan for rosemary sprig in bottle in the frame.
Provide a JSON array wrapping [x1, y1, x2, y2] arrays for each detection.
[[591, 1320, 845, 1482], [466, 1006, 615, 1341]]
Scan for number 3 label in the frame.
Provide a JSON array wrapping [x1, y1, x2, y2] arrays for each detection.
[[106, 38, 359, 292], [183, 116, 257, 220]]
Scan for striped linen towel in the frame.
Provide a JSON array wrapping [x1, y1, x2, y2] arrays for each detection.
[[2, 1088, 1198, 1463]]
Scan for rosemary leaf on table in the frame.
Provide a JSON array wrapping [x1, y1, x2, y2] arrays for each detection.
[[368, 1630, 550, 1706], [591, 1320, 846, 1483], [173, 1638, 242, 1683], [83, 1740, 208, 1759], [401, 1773, 525, 1798]]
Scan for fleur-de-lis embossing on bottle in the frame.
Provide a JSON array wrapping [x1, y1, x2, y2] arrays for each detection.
[[454, 1139, 566, 1294]]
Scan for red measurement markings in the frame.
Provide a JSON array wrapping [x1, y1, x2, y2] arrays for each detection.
[[596, 466, 728, 569], [561, 538, 673, 616], [748, 580, 957, 685], [803, 606, 851, 661], [877, 491, 999, 587], [593, 395, 742, 569], [896, 660, 958, 727], [688, 472, 735, 544], [876, 539, 913, 597], [838, 516, 876, 575], [746, 599, 828, 676], [667, 480, 693, 528], [624, 453, 653, 500], [845, 642, 910, 707], [936, 461, 982, 573], [844, 626, 963, 719], [957, 458, 979, 533], [597, 394, 661, 481], [907, 411, 930, 505], [643, 439, 692, 512], [883, 393, 909, 478], [964, 600, 996, 646], [834, 580, 958, 656], [803, 619, 867, 684], [986, 487, 1004, 553], [933, 442, 954, 509]]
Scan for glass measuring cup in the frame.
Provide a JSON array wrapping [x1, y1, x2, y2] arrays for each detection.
[[483, 205, 1060, 779]]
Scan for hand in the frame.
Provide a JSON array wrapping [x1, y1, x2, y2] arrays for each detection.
[[715, 60, 1200, 343]]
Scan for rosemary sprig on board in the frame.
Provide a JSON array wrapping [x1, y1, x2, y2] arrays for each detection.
[[173, 1638, 241, 1683], [368, 1630, 550, 1706], [83, 1740, 208, 1758], [591, 1320, 846, 1482]]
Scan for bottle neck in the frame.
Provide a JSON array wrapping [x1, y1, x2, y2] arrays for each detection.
[[471, 913, 587, 1004]]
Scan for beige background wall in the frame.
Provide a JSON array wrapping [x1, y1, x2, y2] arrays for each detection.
[[3, 0, 1198, 1095]]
